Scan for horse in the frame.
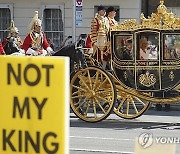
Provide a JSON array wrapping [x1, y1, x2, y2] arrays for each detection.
[[52, 40, 87, 73], [3, 37, 24, 55]]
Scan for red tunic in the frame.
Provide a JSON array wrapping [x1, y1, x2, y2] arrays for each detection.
[[22, 32, 50, 52], [90, 15, 110, 62], [2, 38, 9, 48], [0, 42, 5, 55], [85, 34, 92, 48]]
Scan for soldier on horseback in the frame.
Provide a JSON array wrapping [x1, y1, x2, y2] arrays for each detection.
[[2, 20, 23, 55], [22, 11, 54, 56]]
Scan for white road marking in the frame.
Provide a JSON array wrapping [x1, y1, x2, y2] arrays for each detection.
[[70, 135, 135, 141], [70, 148, 133, 154]]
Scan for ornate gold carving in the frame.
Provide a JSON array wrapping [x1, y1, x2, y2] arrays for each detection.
[[161, 66, 180, 70], [112, 58, 133, 65], [137, 67, 159, 70], [139, 71, 156, 87], [113, 0, 180, 31], [162, 61, 180, 65], [123, 71, 128, 81], [169, 71, 175, 81], [148, 62, 158, 65], [113, 61, 134, 70], [112, 19, 139, 31]]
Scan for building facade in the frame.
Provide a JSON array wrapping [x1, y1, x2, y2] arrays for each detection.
[[0, 0, 141, 47], [142, 0, 180, 18]]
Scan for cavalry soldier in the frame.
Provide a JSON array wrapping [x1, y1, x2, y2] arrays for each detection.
[[90, 5, 110, 69], [2, 20, 23, 55], [22, 11, 54, 56]]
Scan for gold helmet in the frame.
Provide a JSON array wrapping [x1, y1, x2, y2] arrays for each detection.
[[29, 11, 42, 31], [8, 20, 19, 35]]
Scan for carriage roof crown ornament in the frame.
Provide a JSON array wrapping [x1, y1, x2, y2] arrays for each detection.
[[8, 20, 19, 35], [157, 0, 167, 14], [29, 11, 42, 32], [112, 0, 180, 31]]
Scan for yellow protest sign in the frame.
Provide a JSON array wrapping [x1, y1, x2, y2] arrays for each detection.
[[0, 56, 69, 154]]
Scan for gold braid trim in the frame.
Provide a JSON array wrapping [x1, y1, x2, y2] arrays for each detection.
[[29, 32, 42, 48]]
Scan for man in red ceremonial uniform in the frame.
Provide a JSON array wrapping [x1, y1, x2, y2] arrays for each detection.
[[22, 11, 54, 56], [106, 6, 118, 29], [90, 5, 110, 69]]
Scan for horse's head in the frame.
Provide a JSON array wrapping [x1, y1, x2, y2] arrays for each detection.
[[76, 34, 87, 48], [4, 37, 20, 55], [53, 44, 75, 57], [53, 42, 86, 72]]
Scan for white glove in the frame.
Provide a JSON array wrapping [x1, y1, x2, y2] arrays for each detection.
[[19, 49, 25, 54], [26, 48, 35, 55], [46, 47, 55, 55], [26, 48, 39, 56]]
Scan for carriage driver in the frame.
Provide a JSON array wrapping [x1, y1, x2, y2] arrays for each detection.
[[90, 5, 110, 69], [22, 11, 54, 56], [106, 6, 118, 29], [2, 20, 23, 55]]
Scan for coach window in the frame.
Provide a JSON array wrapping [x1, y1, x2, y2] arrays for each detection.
[[136, 32, 159, 60], [0, 4, 13, 42], [114, 35, 133, 60], [42, 5, 64, 48], [164, 34, 180, 60]]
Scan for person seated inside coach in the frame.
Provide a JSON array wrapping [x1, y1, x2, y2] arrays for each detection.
[[139, 38, 150, 60], [174, 42, 180, 59], [139, 37, 158, 60], [122, 38, 133, 60]]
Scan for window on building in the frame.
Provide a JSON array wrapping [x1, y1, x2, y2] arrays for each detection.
[[167, 7, 180, 16], [0, 5, 12, 42], [43, 8, 64, 48], [94, 6, 120, 22]]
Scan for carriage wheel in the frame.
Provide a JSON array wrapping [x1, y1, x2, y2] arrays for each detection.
[[71, 66, 117, 122], [113, 91, 151, 119]]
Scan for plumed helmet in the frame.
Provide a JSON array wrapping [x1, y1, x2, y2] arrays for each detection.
[[29, 11, 42, 31], [97, 5, 106, 11], [9, 20, 19, 34]]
